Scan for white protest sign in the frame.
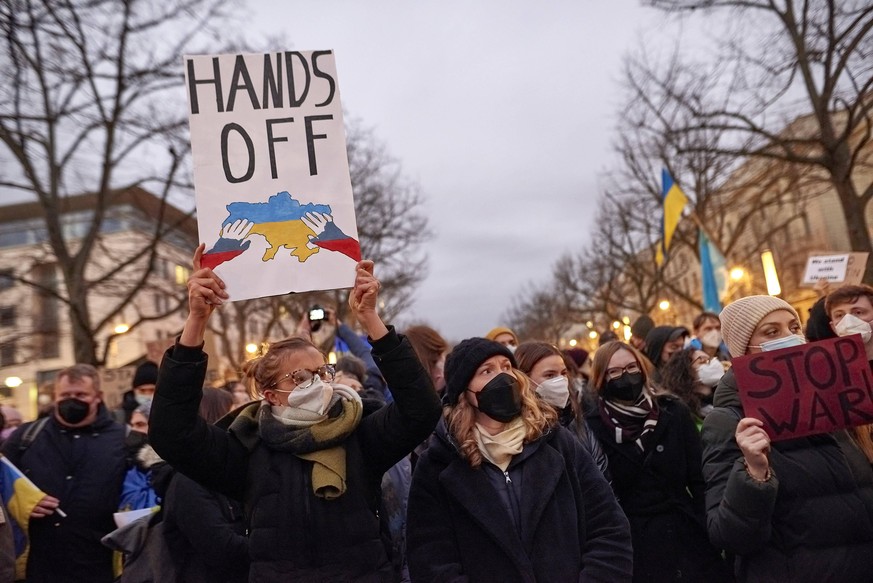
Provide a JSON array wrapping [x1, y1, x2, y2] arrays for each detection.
[[185, 51, 360, 301], [802, 254, 850, 284]]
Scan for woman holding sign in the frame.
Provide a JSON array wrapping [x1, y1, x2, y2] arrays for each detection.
[[701, 295, 873, 582], [149, 248, 442, 582]]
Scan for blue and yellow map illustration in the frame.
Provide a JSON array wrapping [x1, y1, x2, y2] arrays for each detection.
[[201, 191, 361, 270]]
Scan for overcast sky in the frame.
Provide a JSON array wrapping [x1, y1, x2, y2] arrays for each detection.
[[247, 1, 679, 341]]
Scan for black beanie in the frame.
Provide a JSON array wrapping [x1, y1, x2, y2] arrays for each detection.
[[132, 361, 159, 389], [443, 337, 517, 405]]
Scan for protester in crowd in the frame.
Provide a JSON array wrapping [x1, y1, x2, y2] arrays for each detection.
[[630, 315, 655, 352], [688, 312, 731, 361], [162, 386, 249, 583], [1, 364, 145, 583], [334, 354, 387, 405], [113, 361, 158, 424], [515, 341, 610, 479], [485, 326, 519, 352], [563, 347, 591, 382], [221, 380, 251, 407], [826, 284, 873, 463], [150, 251, 441, 581], [660, 348, 725, 429], [403, 324, 449, 395], [643, 325, 690, 382], [586, 341, 732, 582], [407, 337, 633, 582], [702, 295, 873, 581], [0, 406, 22, 441], [331, 310, 390, 399], [128, 400, 151, 435]]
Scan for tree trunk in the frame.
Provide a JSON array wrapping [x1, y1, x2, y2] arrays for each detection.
[[833, 179, 873, 283]]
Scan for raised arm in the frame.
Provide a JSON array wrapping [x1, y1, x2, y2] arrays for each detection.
[[149, 245, 248, 499], [349, 261, 441, 475]]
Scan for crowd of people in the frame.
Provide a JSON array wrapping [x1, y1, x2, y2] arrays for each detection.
[[3, 250, 873, 582]]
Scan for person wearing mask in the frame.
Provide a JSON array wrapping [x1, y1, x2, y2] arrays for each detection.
[[403, 324, 449, 395], [407, 337, 633, 582], [702, 295, 873, 582], [515, 341, 610, 480], [660, 348, 726, 429], [586, 341, 731, 582], [630, 315, 655, 352], [485, 326, 519, 353], [149, 252, 441, 581], [162, 387, 249, 583], [2, 364, 144, 582], [689, 312, 731, 362], [113, 361, 158, 424], [643, 325, 690, 382], [119, 400, 166, 512]]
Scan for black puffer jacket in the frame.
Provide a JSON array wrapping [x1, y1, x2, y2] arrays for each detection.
[[1, 407, 141, 583], [701, 369, 873, 582], [407, 419, 633, 582], [149, 328, 441, 583], [586, 396, 731, 582]]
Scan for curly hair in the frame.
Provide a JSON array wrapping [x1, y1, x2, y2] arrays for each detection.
[[658, 348, 702, 415], [445, 369, 556, 469]]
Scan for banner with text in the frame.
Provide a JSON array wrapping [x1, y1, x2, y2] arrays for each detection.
[[733, 335, 873, 441], [185, 51, 360, 301]]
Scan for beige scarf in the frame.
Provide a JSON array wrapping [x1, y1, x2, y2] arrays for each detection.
[[474, 417, 526, 471]]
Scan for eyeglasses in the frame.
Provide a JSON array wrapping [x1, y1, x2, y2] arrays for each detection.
[[605, 362, 641, 380], [692, 354, 711, 366], [266, 364, 335, 390]]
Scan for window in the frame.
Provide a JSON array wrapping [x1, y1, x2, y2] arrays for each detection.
[[175, 265, 190, 285], [0, 340, 15, 367], [32, 264, 60, 359], [0, 270, 13, 290]]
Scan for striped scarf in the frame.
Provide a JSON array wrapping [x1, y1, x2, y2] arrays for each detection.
[[597, 392, 659, 453]]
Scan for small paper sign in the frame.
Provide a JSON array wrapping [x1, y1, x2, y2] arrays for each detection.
[[733, 335, 873, 441], [802, 252, 869, 286]]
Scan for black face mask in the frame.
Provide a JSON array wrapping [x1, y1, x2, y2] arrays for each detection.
[[470, 372, 522, 423], [603, 372, 645, 402], [57, 398, 91, 425]]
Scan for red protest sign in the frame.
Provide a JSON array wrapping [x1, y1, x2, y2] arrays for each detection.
[[732, 334, 873, 441]]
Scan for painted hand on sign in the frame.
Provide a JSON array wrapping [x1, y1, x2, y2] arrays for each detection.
[[199, 191, 361, 271], [733, 335, 873, 441]]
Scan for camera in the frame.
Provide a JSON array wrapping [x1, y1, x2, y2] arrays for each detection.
[[308, 305, 326, 332]]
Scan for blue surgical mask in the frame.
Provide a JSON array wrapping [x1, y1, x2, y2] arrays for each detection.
[[750, 334, 806, 352]]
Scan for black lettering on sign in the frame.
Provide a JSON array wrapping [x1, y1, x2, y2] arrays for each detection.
[[311, 50, 336, 107], [305, 115, 332, 176], [263, 53, 284, 109], [804, 345, 836, 390], [266, 117, 294, 180], [834, 337, 861, 385], [747, 356, 781, 399], [221, 123, 255, 183], [758, 400, 800, 436], [226, 55, 261, 112], [187, 57, 223, 115], [285, 52, 311, 107], [808, 392, 837, 431], [772, 350, 805, 394], [838, 388, 873, 425]]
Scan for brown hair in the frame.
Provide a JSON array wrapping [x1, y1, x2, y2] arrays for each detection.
[[242, 336, 323, 398], [851, 425, 873, 464], [589, 341, 654, 395], [514, 341, 563, 375], [692, 312, 720, 332], [199, 387, 234, 424], [824, 284, 873, 318], [445, 369, 556, 469], [56, 364, 101, 393], [403, 325, 448, 376]]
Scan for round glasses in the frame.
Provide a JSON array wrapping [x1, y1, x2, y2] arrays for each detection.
[[266, 364, 335, 390]]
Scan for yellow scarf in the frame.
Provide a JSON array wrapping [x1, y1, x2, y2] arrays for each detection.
[[474, 418, 526, 471]]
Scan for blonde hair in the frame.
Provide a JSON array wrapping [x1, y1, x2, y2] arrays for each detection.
[[241, 336, 324, 398], [445, 369, 556, 468]]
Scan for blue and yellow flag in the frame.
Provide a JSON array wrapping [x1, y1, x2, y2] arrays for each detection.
[[0, 455, 47, 579], [656, 169, 688, 266]]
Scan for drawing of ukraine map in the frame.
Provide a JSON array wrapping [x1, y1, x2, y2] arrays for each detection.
[[200, 191, 361, 271]]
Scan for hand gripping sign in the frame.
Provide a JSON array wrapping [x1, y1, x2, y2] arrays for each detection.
[[733, 335, 873, 441]]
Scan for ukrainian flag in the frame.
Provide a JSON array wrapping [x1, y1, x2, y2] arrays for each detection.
[[656, 169, 688, 266], [0, 455, 47, 579]]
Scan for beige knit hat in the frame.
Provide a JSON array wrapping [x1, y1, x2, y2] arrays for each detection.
[[720, 295, 800, 358]]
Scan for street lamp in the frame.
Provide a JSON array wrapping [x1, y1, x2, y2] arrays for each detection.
[[245, 343, 259, 354], [729, 267, 745, 282], [568, 339, 578, 347], [761, 250, 782, 296], [113, 323, 130, 334], [588, 330, 598, 339], [659, 300, 670, 311], [4, 377, 22, 388]]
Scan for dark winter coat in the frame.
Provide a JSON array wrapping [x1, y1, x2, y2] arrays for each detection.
[[558, 403, 611, 482], [406, 418, 633, 582], [149, 327, 442, 583], [586, 396, 731, 582], [701, 369, 873, 582], [162, 473, 249, 583], [1, 407, 142, 583]]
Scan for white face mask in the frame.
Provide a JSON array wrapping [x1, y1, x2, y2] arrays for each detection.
[[834, 314, 873, 344], [286, 376, 334, 416], [696, 358, 725, 386], [700, 330, 723, 349], [751, 334, 806, 352], [506, 344, 517, 355], [535, 376, 570, 409]]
